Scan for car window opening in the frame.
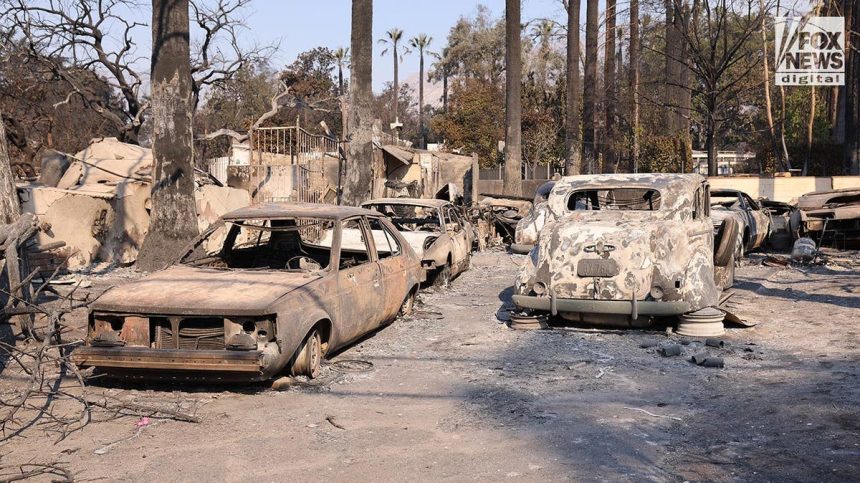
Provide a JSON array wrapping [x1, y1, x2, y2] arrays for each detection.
[[365, 203, 441, 232], [181, 218, 334, 271], [567, 188, 662, 211]]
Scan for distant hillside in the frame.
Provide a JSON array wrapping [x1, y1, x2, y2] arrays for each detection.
[[401, 71, 444, 109]]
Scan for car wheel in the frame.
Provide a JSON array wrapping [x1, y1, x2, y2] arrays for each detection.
[[399, 289, 417, 317], [714, 217, 739, 267], [433, 264, 452, 288], [292, 329, 322, 379]]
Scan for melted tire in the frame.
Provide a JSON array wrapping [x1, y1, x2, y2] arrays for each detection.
[[714, 217, 740, 267]]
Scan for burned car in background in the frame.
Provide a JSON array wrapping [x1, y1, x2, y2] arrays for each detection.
[[476, 195, 533, 246], [73, 203, 425, 381], [790, 188, 860, 248], [512, 181, 556, 254], [513, 174, 735, 329], [709, 189, 771, 255], [362, 198, 473, 286]]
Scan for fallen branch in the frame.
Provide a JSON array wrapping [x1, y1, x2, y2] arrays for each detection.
[[623, 406, 683, 421]]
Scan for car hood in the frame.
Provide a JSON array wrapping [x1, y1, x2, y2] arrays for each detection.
[[398, 231, 440, 258], [93, 265, 320, 316]]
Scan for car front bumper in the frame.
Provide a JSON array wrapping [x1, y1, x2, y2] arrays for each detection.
[[512, 294, 690, 317], [72, 347, 266, 380]]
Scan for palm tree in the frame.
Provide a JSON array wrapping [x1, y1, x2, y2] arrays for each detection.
[[410, 33, 432, 148], [503, 0, 522, 197], [379, 28, 409, 122], [582, 0, 598, 174], [564, 0, 581, 175], [332, 47, 349, 96], [344, 0, 373, 205], [429, 47, 452, 113]]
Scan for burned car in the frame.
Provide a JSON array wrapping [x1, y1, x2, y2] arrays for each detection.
[[476, 195, 533, 245], [362, 198, 472, 285], [710, 189, 771, 255], [72, 203, 425, 381], [790, 188, 860, 248], [512, 181, 556, 254], [513, 174, 735, 328]]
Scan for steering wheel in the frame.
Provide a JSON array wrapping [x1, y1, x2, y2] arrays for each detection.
[[287, 256, 321, 270]]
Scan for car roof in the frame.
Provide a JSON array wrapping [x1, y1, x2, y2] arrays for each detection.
[[222, 202, 382, 221], [554, 173, 705, 191], [363, 198, 449, 208]]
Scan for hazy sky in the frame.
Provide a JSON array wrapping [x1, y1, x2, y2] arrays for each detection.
[[244, 0, 568, 91], [112, 0, 572, 92]]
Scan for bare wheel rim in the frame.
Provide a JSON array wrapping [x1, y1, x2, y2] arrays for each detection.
[[308, 331, 321, 379]]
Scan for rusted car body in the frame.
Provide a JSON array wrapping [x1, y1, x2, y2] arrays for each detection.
[[709, 189, 771, 254], [790, 188, 860, 248], [513, 174, 725, 327], [72, 203, 425, 381], [362, 198, 472, 285]]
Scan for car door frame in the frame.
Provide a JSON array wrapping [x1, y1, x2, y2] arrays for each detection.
[[367, 215, 413, 321], [334, 215, 385, 344], [442, 205, 469, 273]]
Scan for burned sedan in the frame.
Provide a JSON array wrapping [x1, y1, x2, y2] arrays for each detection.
[[72, 203, 425, 381], [710, 189, 771, 255], [790, 188, 860, 248], [362, 198, 472, 285], [513, 174, 734, 328]]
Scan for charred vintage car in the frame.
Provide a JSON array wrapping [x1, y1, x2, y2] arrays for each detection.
[[790, 188, 860, 248], [710, 189, 771, 255], [513, 174, 735, 328], [72, 203, 425, 381], [362, 198, 472, 285]]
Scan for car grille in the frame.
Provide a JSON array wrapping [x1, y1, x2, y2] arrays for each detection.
[[153, 318, 224, 350]]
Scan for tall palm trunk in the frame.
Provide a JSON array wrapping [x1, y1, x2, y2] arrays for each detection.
[[503, 0, 522, 196], [344, 0, 374, 205], [565, 0, 582, 175], [582, 0, 599, 174], [392, 43, 399, 121], [418, 49, 425, 148], [603, 0, 617, 172], [137, 0, 199, 271], [629, 0, 640, 173]]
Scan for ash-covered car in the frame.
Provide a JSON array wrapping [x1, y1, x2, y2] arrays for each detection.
[[709, 189, 771, 255], [512, 181, 556, 254], [790, 188, 860, 248], [72, 203, 425, 381], [362, 198, 473, 285], [513, 174, 735, 328]]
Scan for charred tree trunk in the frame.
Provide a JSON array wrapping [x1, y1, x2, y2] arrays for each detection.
[[137, 0, 198, 272], [629, 0, 640, 173], [343, 0, 374, 205], [845, 0, 860, 174], [603, 0, 617, 172], [0, 112, 20, 224], [418, 49, 425, 148], [503, 0, 523, 197], [564, 0, 582, 175], [582, 0, 599, 174]]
